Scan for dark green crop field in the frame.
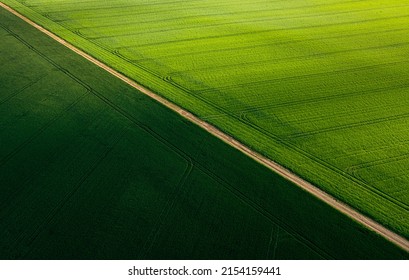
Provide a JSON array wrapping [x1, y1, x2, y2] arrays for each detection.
[[0, 5, 407, 259], [2, 0, 408, 237]]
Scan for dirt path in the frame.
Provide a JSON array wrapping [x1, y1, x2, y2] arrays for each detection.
[[1, 2, 408, 253]]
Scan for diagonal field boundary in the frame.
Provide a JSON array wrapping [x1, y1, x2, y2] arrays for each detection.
[[1, 2, 408, 253]]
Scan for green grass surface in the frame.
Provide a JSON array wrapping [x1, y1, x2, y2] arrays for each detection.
[[3, 0, 407, 237], [0, 5, 407, 259]]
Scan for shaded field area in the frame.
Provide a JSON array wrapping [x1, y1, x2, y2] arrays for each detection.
[[0, 7, 407, 260], [3, 0, 408, 237]]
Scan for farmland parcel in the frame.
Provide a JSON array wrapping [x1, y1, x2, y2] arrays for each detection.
[[3, 0, 408, 237], [0, 2, 407, 259]]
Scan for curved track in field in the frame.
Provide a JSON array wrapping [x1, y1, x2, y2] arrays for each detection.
[[1, 2, 408, 253]]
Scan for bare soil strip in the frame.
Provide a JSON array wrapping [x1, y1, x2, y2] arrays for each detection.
[[2, 2, 408, 252]]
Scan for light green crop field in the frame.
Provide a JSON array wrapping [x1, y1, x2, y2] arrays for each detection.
[[2, 4, 407, 260], [2, 0, 409, 237]]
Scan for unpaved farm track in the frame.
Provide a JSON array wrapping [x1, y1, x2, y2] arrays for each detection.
[[1, 2, 408, 253]]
